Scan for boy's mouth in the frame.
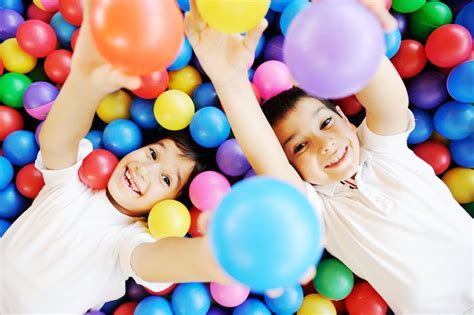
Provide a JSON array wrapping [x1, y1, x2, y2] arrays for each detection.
[[122, 166, 142, 196], [324, 146, 348, 169]]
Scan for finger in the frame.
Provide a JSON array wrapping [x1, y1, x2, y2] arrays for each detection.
[[184, 12, 200, 45], [189, 0, 205, 24], [243, 19, 268, 52], [299, 266, 316, 285], [360, 0, 397, 31], [265, 288, 284, 298]]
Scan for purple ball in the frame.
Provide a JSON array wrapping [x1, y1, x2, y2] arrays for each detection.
[[391, 11, 407, 36], [264, 35, 284, 62], [408, 71, 448, 110], [85, 311, 105, 315], [126, 278, 150, 301], [207, 306, 231, 315], [216, 139, 251, 177], [23, 82, 59, 110], [35, 121, 44, 146], [244, 168, 256, 179], [0, 9, 24, 40]]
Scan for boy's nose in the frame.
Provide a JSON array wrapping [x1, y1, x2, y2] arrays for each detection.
[[319, 138, 336, 155]]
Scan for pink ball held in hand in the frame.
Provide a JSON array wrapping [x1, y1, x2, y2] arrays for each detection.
[[189, 171, 231, 212]]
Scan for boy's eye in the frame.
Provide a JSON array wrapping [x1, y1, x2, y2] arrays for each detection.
[[149, 147, 157, 160], [320, 117, 332, 129], [294, 143, 307, 154], [162, 175, 171, 187]]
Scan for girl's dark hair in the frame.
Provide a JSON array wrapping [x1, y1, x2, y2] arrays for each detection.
[[262, 87, 340, 127]]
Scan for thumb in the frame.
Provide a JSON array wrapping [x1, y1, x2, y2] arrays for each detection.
[[243, 19, 268, 52], [112, 69, 142, 91]]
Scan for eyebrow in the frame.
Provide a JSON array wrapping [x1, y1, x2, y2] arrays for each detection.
[[282, 106, 326, 147], [157, 142, 182, 189]]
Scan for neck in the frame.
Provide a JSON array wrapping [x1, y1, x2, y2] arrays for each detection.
[[105, 189, 145, 218]]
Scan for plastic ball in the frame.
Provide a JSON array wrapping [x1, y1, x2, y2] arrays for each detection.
[[0, 219, 11, 237], [264, 284, 304, 314], [23, 81, 59, 120], [0, 156, 14, 190], [132, 69, 169, 99], [264, 34, 284, 62], [196, 0, 270, 34], [253, 60, 293, 100], [102, 119, 142, 158], [192, 82, 219, 110], [210, 177, 323, 291], [34, 121, 44, 146], [33, 0, 59, 12], [409, 2, 452, 42], [70, 27, 79, 50], [189, 170, 231, 211], [16, 19, 57, 57], [168, 37, 193, 71], [233, 298, 270, 315], [384, 28, 401, 59], [50, 11, 77, 48], [391, 39, 427, 79], [130, 97, 159, 130], [270, 0, 293, 12], [284, 1, 384, 99], [216, 138, 251, 177], [154, 90, 195, 131], [413, 140, 451, 175], [407, 71, 447, 110], [392, 11, 407, 36], [90, 0, 183, 75], [27, 3, 54, 23], [15, 163, 44, 198], [210, 283, 249, 308], [85, 130, 103, 149], [168, 65, 202, 96], [450, 134, 474, 168], [442, 168, 474, 204], [280, 0, 310, 36], [59, 0, 82, 26], [0, 183, 28, 219], [113, 302, 137, 315], [333, 95, 363, 117], [176, 0, 189, 12], [0, 0, 24, 15], [0, 72, 32, 108], [171, 283, 211, 315], [433, 101, 474, 140], [391, 0, 425, 13], [314, 258, 354, 300], [426, 24, 472, 68], [96, 90, 131, 123], [2, 130, 39, 166], [297, 294, 336, 315], [126, 279, 149, 302], [254, 33, 266, 60], [145, 283, 177, 297], [0, 8, 24, 40], [455, 2, 474, 38], [190, 107, 231, 148], [2, 38, 37, 73], [447, 60, 474, 103], [407, 108, 433, 145], [345, 282, 387, 315], [78, 149, 119, 190], [134, 296, 172, 315], [207, 306, 228, 315], [0, 105, 24, 141], [188, 206, 204, 237], [148, 200, 190, 238], [44, 49, 72, 84]]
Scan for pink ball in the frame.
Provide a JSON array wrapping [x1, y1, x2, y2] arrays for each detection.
[[253, 60, 293, 100], [189, 171, 231, 212], [210, 283, 250, 308]]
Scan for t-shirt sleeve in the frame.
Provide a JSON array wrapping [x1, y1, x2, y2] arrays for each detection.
[[35, 139, 93, 186], [356, 109, 415, 152], [119, 221, 173, 293]]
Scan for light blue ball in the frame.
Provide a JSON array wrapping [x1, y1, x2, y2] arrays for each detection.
[[0, 218, 11, 237], [408, 108, 433, 145], [264, 284, 304, 314], [450, 133, 474, 168], [176, 0, 190, 11], [447, 60, 474, 103], [280, 0, 310, 36], [103, 119, 142, 157], [85, 130, 103, 149], [270, 0, 294, 12], [130, 97, 160, 129], [168, 37, 193, 71], [135, 296, 173, 315], [385, 28, 402, 59], [434, 101, 474, 140], [2, 130, 39, 166], [255, 34, 266, 59], [0, 156, 14, 190], [0, 0, 24, 15], [233, 298, 271, 315], [190, 107, 230, 148], [192, 82, 219, 110], [0, 183, 28, 220], [171, 283, 211, 315], [50, 12, 77, 48]]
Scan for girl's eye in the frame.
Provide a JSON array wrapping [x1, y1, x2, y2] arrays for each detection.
[[294, 143, 307, 154], [149, 148, 157, 160], [162, 175, 171, 187], [320, 117, 332, 129]]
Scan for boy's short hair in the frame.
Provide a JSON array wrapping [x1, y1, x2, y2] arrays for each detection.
[[262, 87, 340, 127]]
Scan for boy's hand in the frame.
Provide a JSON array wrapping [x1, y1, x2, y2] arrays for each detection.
[[359, 0, 398, 31], [185, 0, 267, 86]]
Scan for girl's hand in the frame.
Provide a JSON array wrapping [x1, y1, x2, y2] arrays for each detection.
[[184, 0, 267, 86]]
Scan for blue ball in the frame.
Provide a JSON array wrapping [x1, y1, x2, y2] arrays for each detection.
[[280, 0, 310, 36], [450, 133, 474, 168], [210, 177, 323, 291], [2, 130, 39, 166], [248, 68, 255, 81], [0, 0, 24, 15], [192, 82, 219, 110], [85, 130, 104, 149], [264, 284, 303, 314], [190, 107, 230, 148], [434, 101, 474, 140], [50, 12, 78, 48], [103, 119, 142, 157], [168, 37, 193, 71], [100, 297, 126, 314], [171, 283, 211, 315], [176, 0, 190, 11], [0, 183, 28, 219], [233, 298, 271, 315], [135, 296, 173, 315], [455, 2, 474, 38], [0, 156, 14, 190], [385, 28, 402, 59], [130, 97, 160, 129], [265, 9, 277, 25], [0, 218, 11, 237], [447, 60, 474, 103], [408, 108, 433, 145], [270, 0, 294, 12], [255, 34, 266, 59]]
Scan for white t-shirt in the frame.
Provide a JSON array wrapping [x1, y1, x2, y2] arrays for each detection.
[[306, 110, 473, 314], [0, 139, 171, 314]]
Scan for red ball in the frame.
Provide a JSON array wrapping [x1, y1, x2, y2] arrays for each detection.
[[71, 28, 80, 51], [144, 283, 177, 296], [188, 206, 204, 237], [333, 95, 363, 116], [15, 163, 45, 199], [345, 282, 387, 315], [132, 70, 169, 99], [113, 302, 137, 315], [59, 0, 83, 26], [391, 40, 427, 78], [426, 24, 472, 68], [78, 149, 119, 189], [413, 140, 451, 175], [16, 20, 58, 58], [0, 59, 4, 76], [45, 49, 73, 84], [27, 3, 55, 23], [0, 106, 24, 141]]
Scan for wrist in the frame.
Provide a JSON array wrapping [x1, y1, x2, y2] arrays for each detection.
[[212, 73, 251, 91], [63, 72, 109, 103]]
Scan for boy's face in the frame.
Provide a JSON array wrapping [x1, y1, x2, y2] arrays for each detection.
[[274, 97, 360, 185], [107, 139, 196, 215]]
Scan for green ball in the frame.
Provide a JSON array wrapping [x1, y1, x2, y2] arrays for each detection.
[[0, 73, 32, 108], [392, 0, 426, 13], [462, 202, 474, 218], [314, 258, 354, 300], [410, 2, 452, 42]]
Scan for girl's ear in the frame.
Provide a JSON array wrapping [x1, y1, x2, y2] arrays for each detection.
[[335, 106, 357, 131]]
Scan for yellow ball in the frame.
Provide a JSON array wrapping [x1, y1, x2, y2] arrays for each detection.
[[297, 294, 336, 315], [96, 90, 131, 123], [442, 167, 474, 204], [148, 200, 191, 238], [168, 65, 202, 96], [2, 38, 37, 74], [196, 0, 270, 34], [154, 89, 195, 131]]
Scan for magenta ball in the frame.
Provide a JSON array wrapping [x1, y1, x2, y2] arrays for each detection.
[[16, 19, 57, 57], [253, 60, 293, 100], [23, 81, 59, 120], [189, 171, 231, 212], [210, 283, 250, 308], [216, 139, 251, 177]]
